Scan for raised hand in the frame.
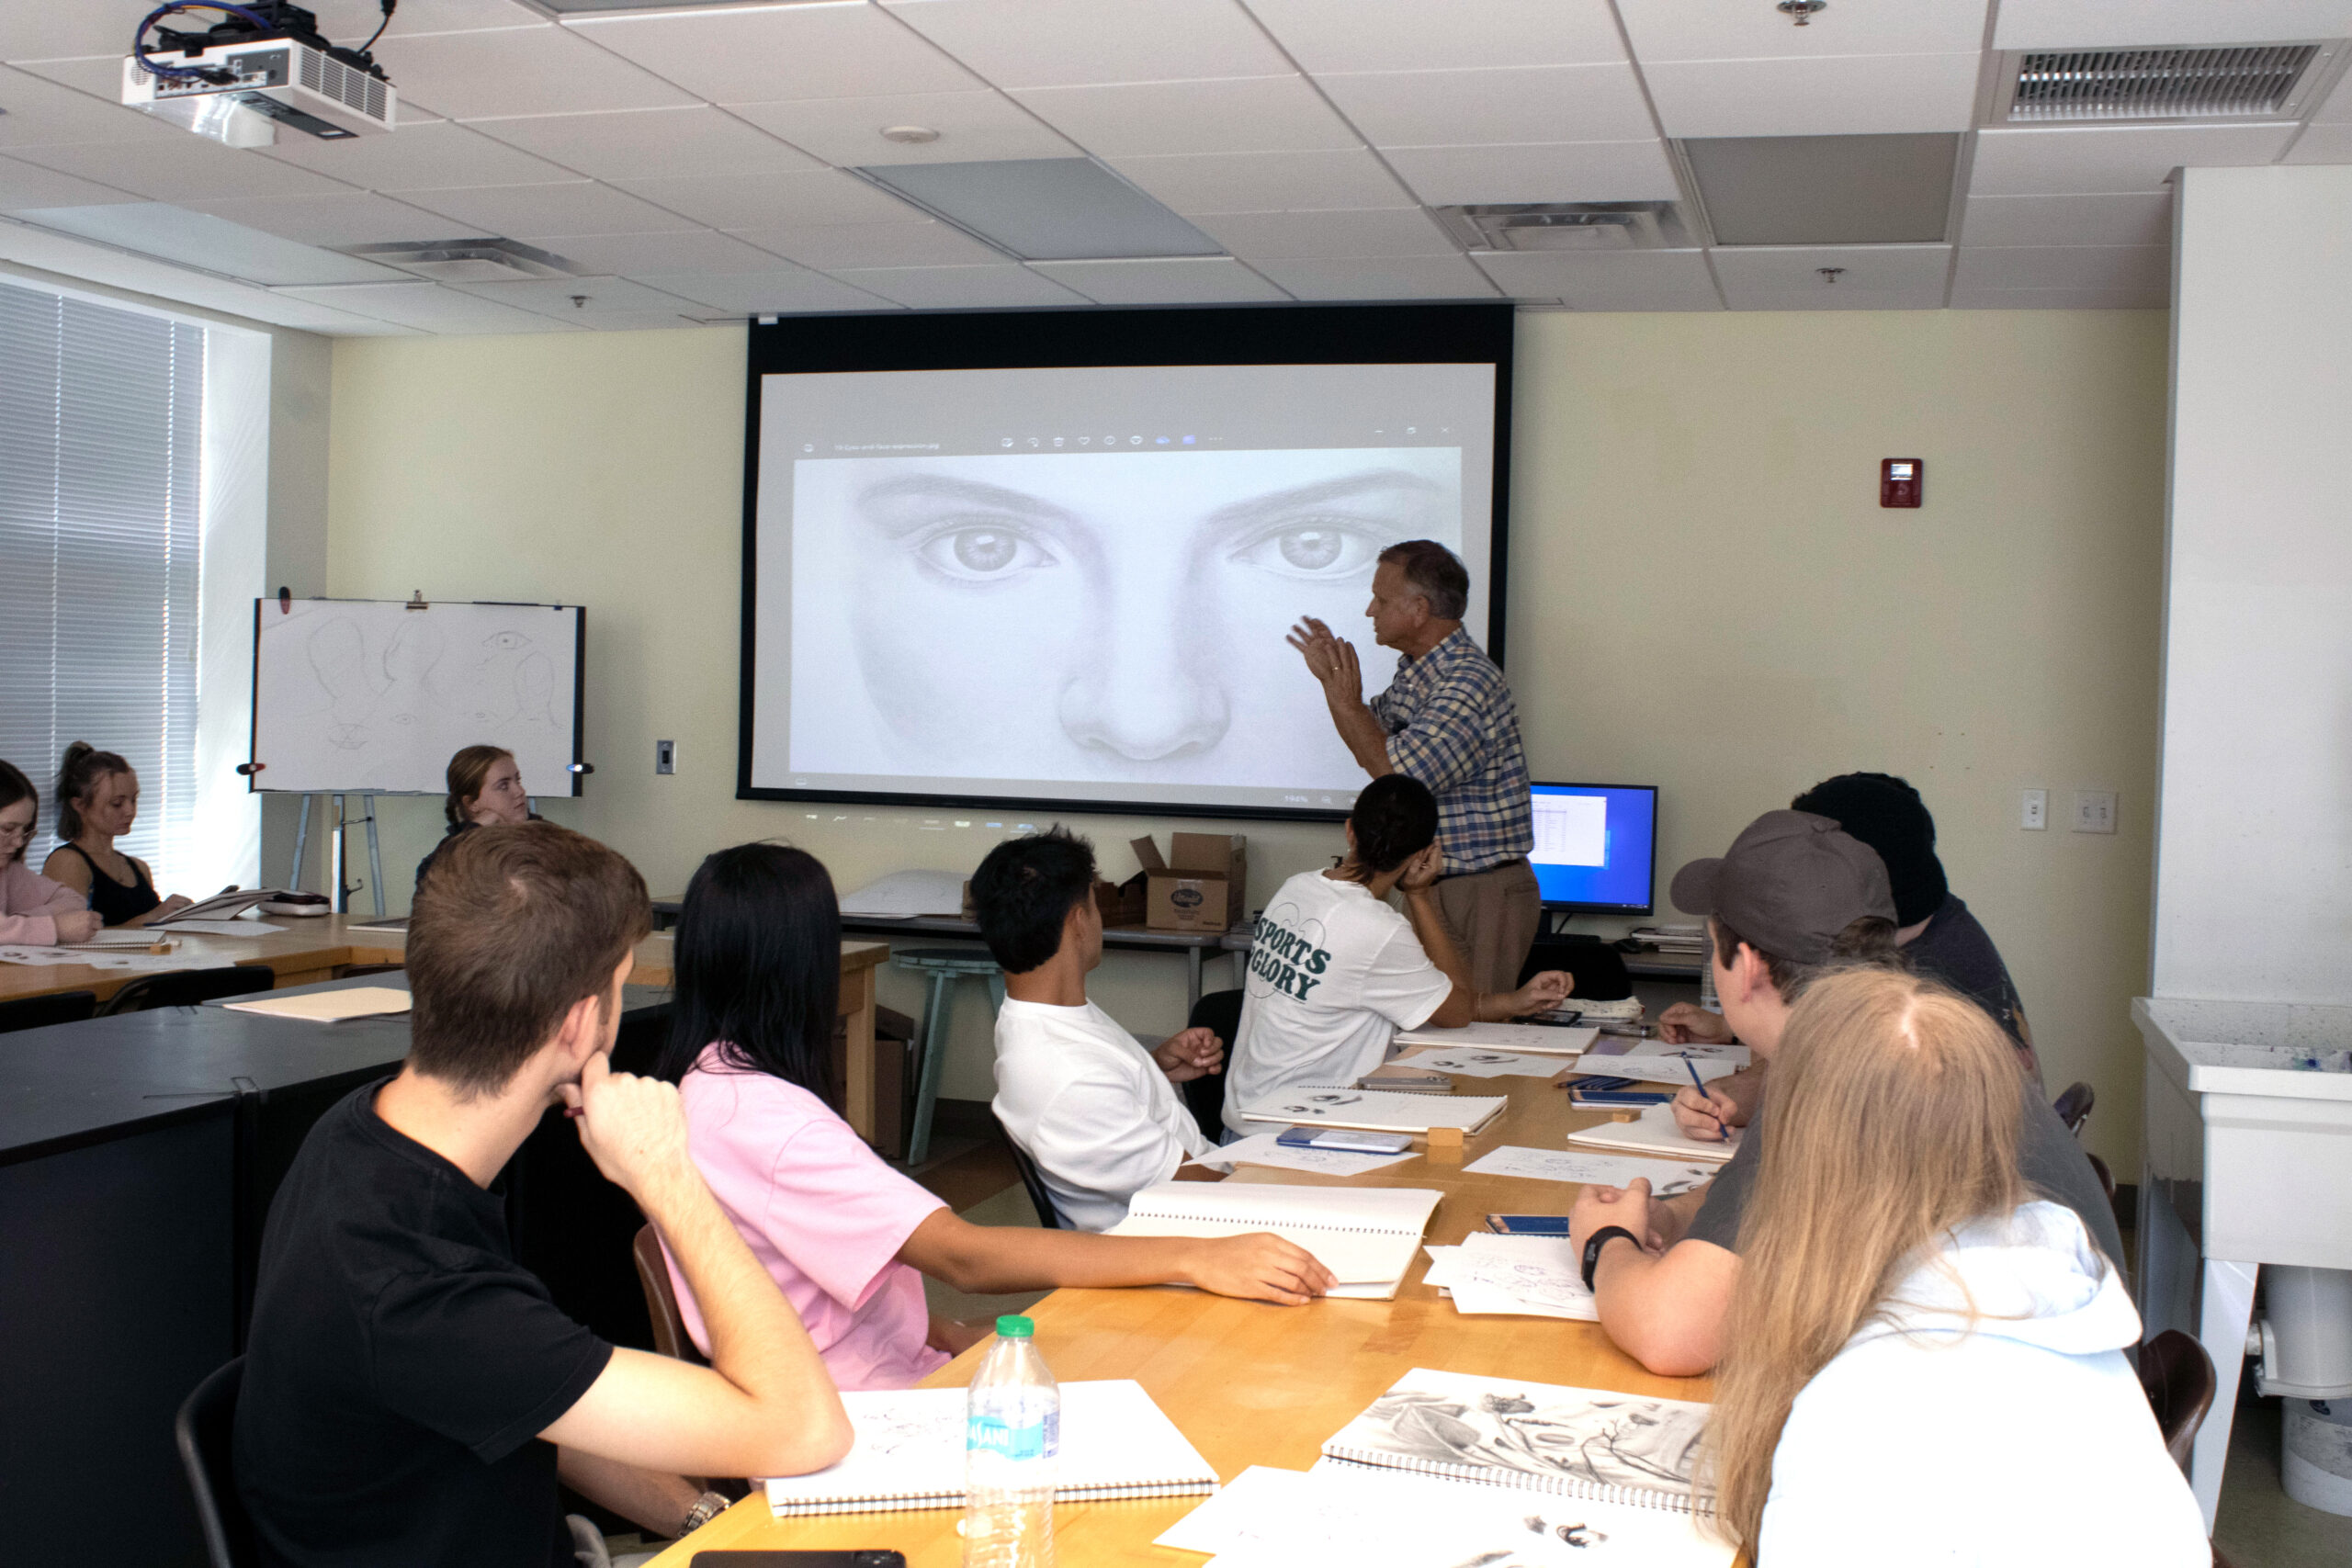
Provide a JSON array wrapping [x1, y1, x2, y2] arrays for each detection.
[[1285, 616, 1342, 681]]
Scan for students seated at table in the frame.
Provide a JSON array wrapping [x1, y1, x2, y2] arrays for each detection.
[[1703, 966, 2204, 1565], [40, 742, 191, 928], [1570, 810, 2120, 1377], [654, 843, 1331, 1392], [973, 829, 1230, 1231], [415, 744, 538, 891], [1222, 773, 1571, 1136], [0, 759, 97, 945], [236, 823, 851, 1567]]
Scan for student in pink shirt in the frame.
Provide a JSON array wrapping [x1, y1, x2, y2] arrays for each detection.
[[0, 760, 98, 946], [654, 843, 1334, 1392]]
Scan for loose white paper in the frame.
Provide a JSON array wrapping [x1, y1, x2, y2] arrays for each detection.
[[1396, 1047, 1571, 1079], [0, 945, 200, 973], [1585, 1039, 1751, 1067], [1440, 1233, 1599, 1321], [1563, 1055, 1739, 1087], [156, 919, 286, 937], [835, 869, 968, 919], [1189, 1133, 1417, 1178], [1463, 1145, 1721, 1196]]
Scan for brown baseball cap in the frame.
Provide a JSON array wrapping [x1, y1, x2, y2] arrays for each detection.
[[1669, 809, 1895, 966]]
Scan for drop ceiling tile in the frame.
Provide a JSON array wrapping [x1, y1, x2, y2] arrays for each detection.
[[1383, 140, 1679, 204], [9, 53, 150, 101], [1319, 63, 1656, 148], [625, 265, 896, 314], [1712, 243, 1951, 309], [308, 1, 548, 39], [1953, 243, 2168, 293], [443, 274, 702, 319], [8, 137, 358, 200], [0, 4, 166, 62], [469, 107, 818, 182], [1247, 252, 1500, 300], [1993, 0, 2352, 51], [1104, 148, 1415, 212], [376, 25, 696, 120], [274, 279, 583, 333], [2314, 63, 2352, 122], [401, 179, 692, 237], [577, 310, 723, 332], [729, 220, 1003, 268], [258, 119, 575, 189], [1243, 0, 1627, 73], [1010, 77, 1361, 158], [824, 262, 1089, 308], [1971, 123, 2296, 194], [1025, 254, 1289, 303], [9, 200, 405, 284], [2287, 122, 2352, 162], [0, 62, 194, 147], [1191, 207, 1455, 259], [568, 5, 978, 106], [1949, 285, 2167, 310], [1645, 53, 1984, 138], [0, 150, 139, 209], [1469, 247, 1715, 302], [181, 190, 468, 246], [613, 169, 927, 231], [1618, 0, 1989, 61], [881, 0, 1290, 89], [1960, 192, 2171, 247], [1566, 290, 1725, 312], [520, 228, 777, 274], [729, 91, 1076, 167]]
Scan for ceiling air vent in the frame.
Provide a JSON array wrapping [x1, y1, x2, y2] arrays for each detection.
[[1434, 202, 1693, 253], [1994, 41, 2345, 123], [337, 238, 580, 282]]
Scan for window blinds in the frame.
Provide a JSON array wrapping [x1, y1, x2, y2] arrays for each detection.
[[0, 278, 205, 888]]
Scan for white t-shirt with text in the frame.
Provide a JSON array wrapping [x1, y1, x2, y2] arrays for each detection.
[[1222, 871, 1454, 1134]]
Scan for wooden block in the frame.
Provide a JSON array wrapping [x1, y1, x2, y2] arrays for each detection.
[[1610, 1110, 1640, 1122], [1426, 1125, 1464, 1165]]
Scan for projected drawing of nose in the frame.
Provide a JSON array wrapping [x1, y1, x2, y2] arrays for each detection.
[[1057, 589, 1231, 762]]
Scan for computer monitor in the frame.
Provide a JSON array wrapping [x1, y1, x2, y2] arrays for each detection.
[[1528, 782, 1658, 915]]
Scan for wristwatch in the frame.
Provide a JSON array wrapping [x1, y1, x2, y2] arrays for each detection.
[[678, 1491, 731, 1537], [1580, 1225, 1639, 1292]]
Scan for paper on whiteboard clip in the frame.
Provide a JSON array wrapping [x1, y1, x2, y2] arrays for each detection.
[[567, 762, 594, 774], [277, 586, 290, 615], [405, 590, 428, 611], [236, 762, 266, 775]]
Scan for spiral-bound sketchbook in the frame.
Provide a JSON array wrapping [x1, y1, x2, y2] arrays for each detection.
[[761, 1379, 1215, 1517], [1320, 1369, 1713, 1517], [1234, 1086, 1507, 1135], [1107, 1180, 1444, 1300], [1564, 1105, 1739, 1164]]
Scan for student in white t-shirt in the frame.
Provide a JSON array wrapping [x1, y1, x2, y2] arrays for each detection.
[[1224, 773, 1573, 1134], [978, 829, 1305, 1237]]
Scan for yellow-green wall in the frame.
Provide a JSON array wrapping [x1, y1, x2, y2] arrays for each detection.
[[324, 309, 2166, 1162]]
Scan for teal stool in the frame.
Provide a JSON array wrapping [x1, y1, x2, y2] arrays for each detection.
[[895, 947, 1006, 1166]]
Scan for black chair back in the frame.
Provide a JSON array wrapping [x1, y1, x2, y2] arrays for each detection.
[[0, 988, 98, 1033], [999, 1123, 1065, 1230], [1520, 935, 1634, 1001], [1181, 988, 1245, 1143], [2138, 1329, 2217, 1470], [97, 965, 275, 1017], [2052, 1080, 2096, 1134], [175, 1357, 255, 1568]]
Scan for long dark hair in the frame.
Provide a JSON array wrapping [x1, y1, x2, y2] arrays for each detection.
[[656, 842, 842, 1098], [0, 759, 37, 863], [445, 744, 514, 827], [56, 742, 130, 841]]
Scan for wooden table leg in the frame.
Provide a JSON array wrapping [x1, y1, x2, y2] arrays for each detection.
[[842, 959, 877, 1145]]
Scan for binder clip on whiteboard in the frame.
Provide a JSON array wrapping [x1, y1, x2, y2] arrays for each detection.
[[405, 590, 428, 611]]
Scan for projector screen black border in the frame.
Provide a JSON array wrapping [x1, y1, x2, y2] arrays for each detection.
[[737, 301, 1516, 823]]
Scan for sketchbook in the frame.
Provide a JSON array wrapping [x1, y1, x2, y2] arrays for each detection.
[[1233, 1087, 1506, 1136], [152, 888, 285, 925], [1393, 1021, 1599, 1056], [1397, 1046, 1573, 1080], [1564, 1105, 1738, 1164], [835, 869, 968, 919], [221, 986, 412, 1022], [1108, 1180, 1443, 1300], [761, 1379, 1214, 1517], [1320, 1369, 1714, 1517]]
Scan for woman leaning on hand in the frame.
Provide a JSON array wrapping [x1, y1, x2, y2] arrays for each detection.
[[414, 744, 539, 892], [1, 760, 99, 945]]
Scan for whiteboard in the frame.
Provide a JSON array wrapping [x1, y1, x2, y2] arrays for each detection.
[[251, 599, 583, 795]]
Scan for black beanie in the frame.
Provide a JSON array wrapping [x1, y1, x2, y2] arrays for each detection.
[[1789, 773, 1949, 929]]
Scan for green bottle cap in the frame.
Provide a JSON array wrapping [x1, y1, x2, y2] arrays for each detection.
[[996, 1315, 1035, 1338]]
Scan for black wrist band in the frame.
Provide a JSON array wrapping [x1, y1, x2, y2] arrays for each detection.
[[1580, 1225, 1639, 1292]]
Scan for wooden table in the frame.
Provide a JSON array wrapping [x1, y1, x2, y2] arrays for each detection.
[[652, 1066, 1711, 1565]]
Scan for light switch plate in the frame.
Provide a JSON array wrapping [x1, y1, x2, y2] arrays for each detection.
[[2021, 788, 2047, 830], [2073, 788, 2117, 834], [655, 739, 675, 775]]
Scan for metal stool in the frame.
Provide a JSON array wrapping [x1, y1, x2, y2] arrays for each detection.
[[894, 947, 1006, 1166]]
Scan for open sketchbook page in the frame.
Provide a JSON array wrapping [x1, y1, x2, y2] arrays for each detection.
[[1396, 1047, 1573, 1079], [1235, 1087, 1506, 1134], [1189, 1133, 1417, 1178], [1586, 1039, 1751, 1068], [1563, 1055, 1740, 1087], [1110, 1181, 1442, 1292], [1158, 1462, 1733, 1568], [1464, 1145, 1721, 1196], [1565, 1105, 1738, 1163], [1394, 1021, 1599, 1055]]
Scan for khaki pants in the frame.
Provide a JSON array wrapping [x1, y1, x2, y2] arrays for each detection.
[[1434, 857, 1543, 998]]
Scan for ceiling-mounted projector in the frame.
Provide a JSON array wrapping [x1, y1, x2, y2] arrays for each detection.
[[122, 1, 396, 148]]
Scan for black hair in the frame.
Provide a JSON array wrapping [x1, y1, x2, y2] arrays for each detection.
[[970, 827, 1096, 975], [1791, 772, 1950, 929], [1345, 773, 1441, 876], [0, 759, 36, 864], [655, 842, 842, 1098], [55, 741, 130, 841]]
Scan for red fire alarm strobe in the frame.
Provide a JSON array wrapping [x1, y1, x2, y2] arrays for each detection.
[[1882, 458, 1923, 508]]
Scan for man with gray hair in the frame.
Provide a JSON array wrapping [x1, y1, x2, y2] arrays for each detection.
[[1287, 538, 1538, 997]]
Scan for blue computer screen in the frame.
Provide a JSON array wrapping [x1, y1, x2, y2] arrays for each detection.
[[1528, 783, 1657, 912]]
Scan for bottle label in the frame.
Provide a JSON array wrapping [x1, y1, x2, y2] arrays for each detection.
[[967, 1410, 1059, 1461]]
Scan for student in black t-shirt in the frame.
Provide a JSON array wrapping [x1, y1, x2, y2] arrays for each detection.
[[235, 823, 851, 1568]]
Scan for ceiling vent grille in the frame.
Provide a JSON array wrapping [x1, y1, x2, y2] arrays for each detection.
[[337, 238, 581, 282], [1434, 202, 1693, 253], [1995, 42, 2342, 122]]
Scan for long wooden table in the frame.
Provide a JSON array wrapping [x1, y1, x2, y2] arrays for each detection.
[[653, 1065, 1713, 1565]]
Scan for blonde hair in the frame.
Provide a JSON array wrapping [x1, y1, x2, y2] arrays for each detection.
[[444, 745, 514, 827], [1703, 966, 2028, 1549]]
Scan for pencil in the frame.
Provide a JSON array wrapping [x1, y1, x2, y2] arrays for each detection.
[[1685, 1056, 1724, 1141]]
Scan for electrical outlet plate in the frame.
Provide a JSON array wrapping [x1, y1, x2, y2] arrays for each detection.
[[2073, 788, 2117, 834], [2021, 788, 2047, 830], [655, 739, 675, 775]]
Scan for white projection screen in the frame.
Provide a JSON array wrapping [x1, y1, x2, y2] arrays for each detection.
[[740, 304, 1514, 820]]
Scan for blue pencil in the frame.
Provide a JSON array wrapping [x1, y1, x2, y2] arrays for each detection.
[[1685, 1056, 1724, 1141]]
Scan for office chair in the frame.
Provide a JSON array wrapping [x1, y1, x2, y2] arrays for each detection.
[[96, 965, 274, 1016], [0, 988, 97, 1033], [2137, 1330, 2217, 1472], [1000, 1125, 1066, 1230], [175, 1358, 255, 1568], [631, 1224, 706, 1368], [1180, 988, 1244, 1144], [2053, 1080, 2096, 1135]]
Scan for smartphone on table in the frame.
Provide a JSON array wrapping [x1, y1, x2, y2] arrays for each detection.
[[1274, 1125, 1413, 1154]]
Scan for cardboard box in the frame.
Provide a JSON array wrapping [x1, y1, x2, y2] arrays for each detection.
[[1133, 832, 1247, 932], [1094, 874, 1147, 928]]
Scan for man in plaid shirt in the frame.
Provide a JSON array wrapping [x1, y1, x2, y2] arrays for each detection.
[[1287, 540, 1540, 996]]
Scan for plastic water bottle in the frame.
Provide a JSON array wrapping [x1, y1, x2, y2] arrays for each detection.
[[962, 1315, 1057, 1568]]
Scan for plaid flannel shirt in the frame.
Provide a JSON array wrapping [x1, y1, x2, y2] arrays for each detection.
[[1368, 627, 1532, 876]]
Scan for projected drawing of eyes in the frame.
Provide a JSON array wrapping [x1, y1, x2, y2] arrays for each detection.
[[910, 519, 1060, 583], [1229, 517, 1385, 580], [1212, 469, 1449, 581]]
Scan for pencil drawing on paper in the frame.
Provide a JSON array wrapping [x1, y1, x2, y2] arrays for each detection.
[[1347, 1376, 1708, 1493]]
